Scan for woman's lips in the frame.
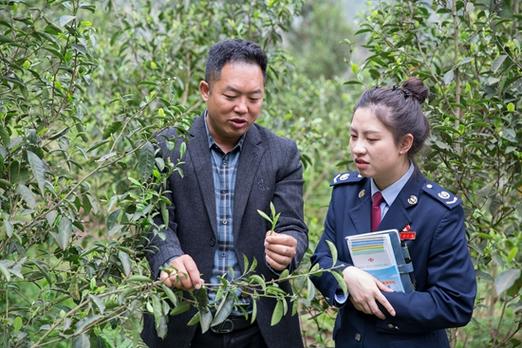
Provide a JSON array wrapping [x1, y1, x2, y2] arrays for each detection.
[[355, 158, 369, 170]]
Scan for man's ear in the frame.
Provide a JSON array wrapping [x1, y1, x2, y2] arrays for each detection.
[[400, 133, 414, 154], [199, 80, 210, 101]]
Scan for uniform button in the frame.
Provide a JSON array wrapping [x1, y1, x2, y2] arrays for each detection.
[[209, 237, 216, 246], [354, 333, 361, 342], [222, 219, 228, 225]]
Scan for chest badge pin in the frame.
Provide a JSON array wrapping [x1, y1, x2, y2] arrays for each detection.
[[358, 189, 366, 198]]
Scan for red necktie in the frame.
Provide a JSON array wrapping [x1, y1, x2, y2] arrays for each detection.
[[371, 191, 384, 231]]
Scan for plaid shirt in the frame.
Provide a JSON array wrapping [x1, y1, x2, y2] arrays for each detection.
[[205, 116, 251, 310]]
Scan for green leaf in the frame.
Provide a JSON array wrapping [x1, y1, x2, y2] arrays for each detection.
[[270, 300, 284, 326], [257, 209, 272, 223], [491, 54, 507, 73], [495, 269, 521, 296], [278, 269, 289, 280], [306, 277, 316, 303], [170, 301, 191, 316], [137, 141, 155, 179], [118, 251, 131, 276], [443, 70, 454, 85], [27, 151, 46, 194], [211, 293, 234, 326], [17, 184, 36, 208], [161, 284, 178, 306], [250, 274, 266, 291], [3, 216, 13, 238], [55, 216, 72, 250], [72, 333, 90, 348], [250, 300, 257, 324], [506, 103, 515, 112], [326, 240, 338, 266], [187, 311, 200, 326], [89, 294, 105, 314], [152, 294, 165, 336], [13, 316, 22, 332], [58, 15, 76, 27], [193, 287, 209, 309], [0, 261, 11, 281], [332, 271, 347, 297]]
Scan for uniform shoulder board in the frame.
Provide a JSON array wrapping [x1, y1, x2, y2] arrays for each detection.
[[423, 181, 461, 209], [330, 171, 364, 186]]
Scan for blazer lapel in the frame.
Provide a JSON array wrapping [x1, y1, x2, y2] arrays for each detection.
[[233, 125, 265, 240], [187, 116, 218, 236], [378, 169, 425, 232], [347, 180, 372, 235]]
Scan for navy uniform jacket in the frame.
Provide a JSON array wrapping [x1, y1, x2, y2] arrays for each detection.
[[311, 169, 476, 348]]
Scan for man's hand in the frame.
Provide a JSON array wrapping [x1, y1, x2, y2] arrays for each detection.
[[343, 266, 396, 320], [160, 255, 203, 290], [264, 232, 297, 271]]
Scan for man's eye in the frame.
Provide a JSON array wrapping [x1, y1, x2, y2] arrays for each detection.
[[224, 95, 236, 99]]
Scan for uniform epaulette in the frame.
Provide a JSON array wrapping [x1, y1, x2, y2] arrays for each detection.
[[330, 171, 364, 186], [423, 181, 461, 209]]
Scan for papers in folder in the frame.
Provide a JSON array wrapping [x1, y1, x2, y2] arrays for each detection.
[[346, 229, 405, 292]]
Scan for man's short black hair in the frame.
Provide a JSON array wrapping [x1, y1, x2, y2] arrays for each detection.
[[205, 39, 267, 84]]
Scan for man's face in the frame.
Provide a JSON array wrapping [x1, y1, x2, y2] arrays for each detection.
[[199, 62, 264, 150]]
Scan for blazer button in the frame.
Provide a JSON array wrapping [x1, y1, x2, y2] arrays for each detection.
[[387, 323, 394, 329], [209, 237, 216, 247]]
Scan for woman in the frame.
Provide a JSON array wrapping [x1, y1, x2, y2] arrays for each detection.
[[311, 78, 476, 348]]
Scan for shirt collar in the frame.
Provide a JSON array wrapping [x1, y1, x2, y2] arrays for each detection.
[[203, 110, 245, 152], [370, 162, 414, 206]]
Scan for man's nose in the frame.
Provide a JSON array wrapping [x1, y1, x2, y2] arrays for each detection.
[[234, 98, 248, 114]]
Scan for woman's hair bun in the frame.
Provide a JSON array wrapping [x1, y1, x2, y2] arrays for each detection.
[[402, 77, 429, 104]]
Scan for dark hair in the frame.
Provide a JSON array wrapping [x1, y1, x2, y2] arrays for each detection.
[[205, 39, 268, 84], [354, 77, 430, 158]]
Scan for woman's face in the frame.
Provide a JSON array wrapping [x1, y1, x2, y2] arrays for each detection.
[[349, 106, 411, 189]]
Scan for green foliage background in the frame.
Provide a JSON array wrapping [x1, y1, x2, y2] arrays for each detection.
[[0, 0, 520, 347]]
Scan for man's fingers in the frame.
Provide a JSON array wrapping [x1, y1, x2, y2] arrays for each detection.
[[265, 249, 291, 265], [266, 254, 286, 271], [168, 255, 202, 290], [159, 271, 173, 287], [265, 233, 297, 246], [182, 256, 202, 289], [265, 243, 296, 258]]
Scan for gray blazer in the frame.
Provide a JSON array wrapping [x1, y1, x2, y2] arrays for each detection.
[[141, 115, 308, 348]]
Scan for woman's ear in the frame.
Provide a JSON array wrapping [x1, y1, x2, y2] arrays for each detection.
[[399, 133, 414, 154]]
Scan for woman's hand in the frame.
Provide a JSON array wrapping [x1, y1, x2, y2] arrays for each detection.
[[343, 266, 396, 320]]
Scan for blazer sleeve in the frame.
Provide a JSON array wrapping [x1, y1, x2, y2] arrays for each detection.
[[310, 190, 351, 306], [378, 205, 477, 333], [272, 140, 308, 272], [145, 130, 185, 278]]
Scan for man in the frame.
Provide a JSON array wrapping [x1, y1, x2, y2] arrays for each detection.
[[141, 39, 308, 348]]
